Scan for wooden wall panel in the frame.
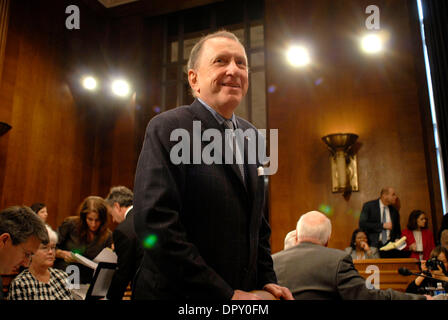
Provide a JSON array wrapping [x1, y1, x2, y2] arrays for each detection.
[[0, 0, 441, 256], [265, 0, 440, 253], [0, 0, 97, 229], [0, 0, 164, 231]]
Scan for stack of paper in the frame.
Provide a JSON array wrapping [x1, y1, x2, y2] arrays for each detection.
[[71, 247, 117, 270]]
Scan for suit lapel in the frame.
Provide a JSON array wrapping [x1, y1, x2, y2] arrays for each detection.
[[189, 99, 248, 193]]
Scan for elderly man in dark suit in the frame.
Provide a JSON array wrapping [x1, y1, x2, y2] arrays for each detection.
[[359, 187, 402, 253], [132, 30, 292, 300], [272, 211, 428, 300]]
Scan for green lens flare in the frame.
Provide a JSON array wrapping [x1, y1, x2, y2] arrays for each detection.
[[143, 234, 158, 249], [318, 204, 333, 217]]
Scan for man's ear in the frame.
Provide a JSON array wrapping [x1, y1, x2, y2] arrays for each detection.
[[188, 69, 200, 95], [0, 233, 11, 248], [113, 202, 121, 211]]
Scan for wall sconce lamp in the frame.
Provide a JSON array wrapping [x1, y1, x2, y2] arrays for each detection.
[[322, 133, 359, 193], [0, 122, 11, 137]]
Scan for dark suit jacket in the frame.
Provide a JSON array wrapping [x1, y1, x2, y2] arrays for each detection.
[[272, 242, 425, 300], [132, 99, 276, 300], [106, 209, 144, 300], [359, 199, 401, 247]]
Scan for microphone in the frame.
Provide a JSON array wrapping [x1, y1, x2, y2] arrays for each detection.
[[398, 267, 448, 284]]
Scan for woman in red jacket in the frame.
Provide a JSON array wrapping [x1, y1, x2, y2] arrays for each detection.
[[402, 210, 435, 260]]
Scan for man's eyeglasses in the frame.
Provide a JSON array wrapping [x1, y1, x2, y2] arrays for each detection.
[[20, 246, 34, 264]]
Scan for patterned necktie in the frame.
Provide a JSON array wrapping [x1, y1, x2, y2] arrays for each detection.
[[223, 119, 245, 183], [382, 206, 388, 244]]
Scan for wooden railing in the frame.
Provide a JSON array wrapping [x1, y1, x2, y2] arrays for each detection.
[[353, 258, 421, 292]]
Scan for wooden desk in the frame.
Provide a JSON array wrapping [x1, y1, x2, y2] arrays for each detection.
[[354, 258, 420, 292]]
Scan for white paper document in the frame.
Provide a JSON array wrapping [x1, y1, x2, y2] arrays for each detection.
[[71, 248, 117, 270]]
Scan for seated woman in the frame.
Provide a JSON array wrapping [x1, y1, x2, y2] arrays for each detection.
[[7, 226, 72, 300], [402, 210, 435, 260], [406, 245, 448, 295], [54, 196, 113, 284], [344, 229, 380, 260], [30, 202, 48, 223]]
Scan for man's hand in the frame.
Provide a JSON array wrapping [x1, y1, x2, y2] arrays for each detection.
[[231, 290, 262, 300], [262, 283, 294, 300], [409, 243, 417, 252], [383, 222, 392, 230]]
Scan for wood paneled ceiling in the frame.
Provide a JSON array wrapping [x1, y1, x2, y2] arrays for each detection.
[[80, 0, 223, 17]]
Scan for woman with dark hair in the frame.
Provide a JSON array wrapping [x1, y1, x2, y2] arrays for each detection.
[[402, 210, 435, 260], [54, 196, 112, 284], [30, 203, 48, 223], [344, 229, 380, 260]]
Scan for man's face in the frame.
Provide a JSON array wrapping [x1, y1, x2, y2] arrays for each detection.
[[383, 188, 398, 206], [108, 203, 125, 224], [0, 234, 41, 274], [188, 37, 249, 113]]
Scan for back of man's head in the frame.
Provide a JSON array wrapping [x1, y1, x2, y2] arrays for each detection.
[[0, 206, 49, 245], [105, 186, 134, 208], [296, 211, 332, 246], [284, 230, 297, 250]]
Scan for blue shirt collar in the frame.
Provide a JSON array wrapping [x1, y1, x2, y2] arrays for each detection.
[[197, 98, 238, 129]]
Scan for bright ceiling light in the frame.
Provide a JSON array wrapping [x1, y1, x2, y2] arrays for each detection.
[[361, 34, 383, 54], [287, 45, 311, 67], [111, 79, 130, 97], [82, 76, 97, 90]]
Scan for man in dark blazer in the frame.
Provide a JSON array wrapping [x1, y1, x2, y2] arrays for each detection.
[[359, 187, 402, 252], [105, 186, 144, 300], [272, 211, 428, 300], [132, 31, 292, 300]]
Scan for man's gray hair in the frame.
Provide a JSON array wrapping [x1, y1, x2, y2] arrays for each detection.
[[284, 230, 297, 250], [296, 211, 332, 246], [0, 206, 49, 245], [187, 30, 244, 71], [105, 186, 134, 208]]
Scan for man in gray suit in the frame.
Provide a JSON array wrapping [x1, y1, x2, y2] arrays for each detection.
[[272, 211, 430, 300]]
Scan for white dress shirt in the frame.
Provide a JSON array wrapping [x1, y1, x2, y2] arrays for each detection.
[[379, 199, 391, 242]]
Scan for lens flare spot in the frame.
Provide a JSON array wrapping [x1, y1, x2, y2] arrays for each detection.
[[319, 204, 333, 217], [143, 234, 158, 249]]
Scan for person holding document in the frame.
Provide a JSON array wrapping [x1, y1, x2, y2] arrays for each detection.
[[55, 196, 112, 284]]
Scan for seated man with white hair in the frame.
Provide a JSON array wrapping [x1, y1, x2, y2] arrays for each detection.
[[272, 211, 430, 300]]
